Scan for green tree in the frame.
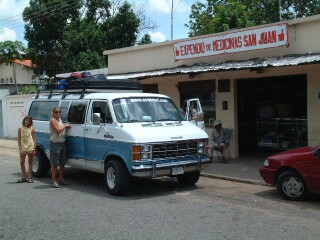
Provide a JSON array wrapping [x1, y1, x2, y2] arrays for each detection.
[[187, 0, 320, 37], [137, 33, 153, 45], [0, 40, 26, 94], [23, 0, 142, 74], [23, 0, 82, 77], [281, 0, 320, 20], [103, 2, 140, 50]]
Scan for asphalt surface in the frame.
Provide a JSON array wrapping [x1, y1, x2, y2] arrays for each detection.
[[0, 138, 267, 185]]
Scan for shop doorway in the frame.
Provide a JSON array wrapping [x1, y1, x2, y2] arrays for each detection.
[[237, 74, 307, 156]]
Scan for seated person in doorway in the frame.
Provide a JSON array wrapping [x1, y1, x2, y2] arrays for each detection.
[[210, 119, 229, 163]]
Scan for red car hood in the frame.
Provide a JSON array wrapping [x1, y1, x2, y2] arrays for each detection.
[[268, 146, 314, 161]]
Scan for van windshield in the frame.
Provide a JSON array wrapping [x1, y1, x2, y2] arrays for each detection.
[[112, 97, 185, 123]]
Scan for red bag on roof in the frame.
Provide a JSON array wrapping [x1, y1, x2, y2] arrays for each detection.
[[70, 72, 82, 79]]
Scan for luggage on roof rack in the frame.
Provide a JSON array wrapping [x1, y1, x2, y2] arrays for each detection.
[[35, 78, 142, 99], [68, 77, 141, 90]]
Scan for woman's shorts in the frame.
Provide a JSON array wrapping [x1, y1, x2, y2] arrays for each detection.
[[21, 150, 34, 155], [50, 141, 67, 166]]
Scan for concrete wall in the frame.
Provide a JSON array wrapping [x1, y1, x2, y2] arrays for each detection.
[[1, 94, 34, 138], [0, 62, 35, 85]]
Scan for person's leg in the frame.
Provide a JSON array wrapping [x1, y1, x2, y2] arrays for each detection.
[[58, 142, 69, 185], [19, 153, 27, 179], [50, 142, 60, 187], [51, 165, 58, 186], [27, 153, 33, 180], [59, 164, 65, 181]]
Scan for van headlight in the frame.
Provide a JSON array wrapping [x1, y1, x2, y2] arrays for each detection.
[[132, 145, 152, 161], [263, 159, 269, 167], [197, 141, 205, 154]]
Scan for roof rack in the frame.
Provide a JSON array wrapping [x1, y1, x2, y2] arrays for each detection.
[[35, 78, 142, 99]]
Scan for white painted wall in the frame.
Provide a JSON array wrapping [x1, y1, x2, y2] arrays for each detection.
[[0, 62, 35, 85], [2, 94, 34, 138]]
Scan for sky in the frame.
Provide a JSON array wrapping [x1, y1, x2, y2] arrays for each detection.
[[0, 0, 201, 45]]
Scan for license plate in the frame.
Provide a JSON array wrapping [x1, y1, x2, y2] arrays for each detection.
[[172, 167, 184, 175]]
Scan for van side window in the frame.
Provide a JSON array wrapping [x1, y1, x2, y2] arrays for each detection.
[[28, 101, 59, 121], [68, 101, 88, 124], [92, 101, 113, 124], [59, 101, 70, 122]]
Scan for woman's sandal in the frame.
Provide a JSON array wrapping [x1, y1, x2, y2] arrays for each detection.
[[51, 182, 59, 188], [59, 179, 69, 186], [16, 178, 28, 183], [27, 178, 33, 183]]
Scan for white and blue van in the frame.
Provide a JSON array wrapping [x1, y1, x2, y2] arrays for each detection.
[[29, 79, 211, 195]]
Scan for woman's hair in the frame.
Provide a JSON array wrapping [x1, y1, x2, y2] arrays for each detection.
[[51, 107, 60, 117], [22, 116, 33, 127]]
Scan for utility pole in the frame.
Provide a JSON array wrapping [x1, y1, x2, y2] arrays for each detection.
[[171, 0, 174, 41], [279, 0, 282, 21]]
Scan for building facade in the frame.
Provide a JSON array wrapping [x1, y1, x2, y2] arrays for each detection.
[[103, 15, 320, 158], [0, 59, 36, 94]]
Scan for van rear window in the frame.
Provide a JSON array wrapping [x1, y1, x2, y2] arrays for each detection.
[[28, 101, 59, 121]]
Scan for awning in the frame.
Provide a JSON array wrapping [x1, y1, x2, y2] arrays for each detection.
[[107, 53, 320, 80]]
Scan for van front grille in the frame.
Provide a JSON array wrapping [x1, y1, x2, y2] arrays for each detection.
[[152, 141, 198, 159]]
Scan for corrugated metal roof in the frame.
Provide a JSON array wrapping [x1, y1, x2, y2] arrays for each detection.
[[107, 53, 320, 80]]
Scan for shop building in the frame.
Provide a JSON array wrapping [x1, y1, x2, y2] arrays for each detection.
[[103, 15, 320, 158]]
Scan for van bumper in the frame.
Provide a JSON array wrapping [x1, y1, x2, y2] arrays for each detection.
[[131, 155, 212, 177]]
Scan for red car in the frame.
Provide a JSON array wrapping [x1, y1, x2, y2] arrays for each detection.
[[259, 146, 320, 201]]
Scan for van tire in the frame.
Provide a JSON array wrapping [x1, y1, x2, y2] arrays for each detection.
[[177, 171, 200, 185], [105, 159, 130, 196], [33, 149, 51, 178]]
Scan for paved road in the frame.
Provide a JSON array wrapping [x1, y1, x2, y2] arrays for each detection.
[[1, 145, 320, 240]]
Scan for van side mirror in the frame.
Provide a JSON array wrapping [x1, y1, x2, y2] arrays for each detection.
[[93, 113, 101, 125]]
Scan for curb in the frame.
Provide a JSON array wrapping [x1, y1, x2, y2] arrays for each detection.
[[200, 172, 269, 186]]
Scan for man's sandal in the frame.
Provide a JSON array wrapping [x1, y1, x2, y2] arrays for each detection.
[[59, 179, 69, 186], [27, 178, 33, 183], [16, 178, 28, 183], [51, 182, 59, 188]]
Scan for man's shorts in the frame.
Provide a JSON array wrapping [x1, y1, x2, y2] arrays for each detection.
[[50, 141, 67, 166]]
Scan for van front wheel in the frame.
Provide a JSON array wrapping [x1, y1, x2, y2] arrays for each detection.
[[105, 159, 130, 196], [177, 171, 200, 185]]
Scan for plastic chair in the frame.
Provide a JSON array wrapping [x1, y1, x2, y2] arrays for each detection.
[[223, 128, 233, 159], [211, 128, 233, 162]]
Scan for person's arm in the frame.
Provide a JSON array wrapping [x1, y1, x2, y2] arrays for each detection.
[[50, 118, 70, 134], [31, 127, 36, 151], [191, 109, 198, 120], [18, 127, 22, 154]]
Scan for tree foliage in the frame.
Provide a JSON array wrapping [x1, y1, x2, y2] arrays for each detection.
[[0, 40, 26, 64], [23, 0, 142, 76], [103, 2, 140, 50], [187, 0, 320, 37], [137, 33, 153, 45], [23, 0, 82, 76], [0, 40, 26, 94]]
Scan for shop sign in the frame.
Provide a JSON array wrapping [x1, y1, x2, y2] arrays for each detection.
[[174, 23, 289, 61]]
